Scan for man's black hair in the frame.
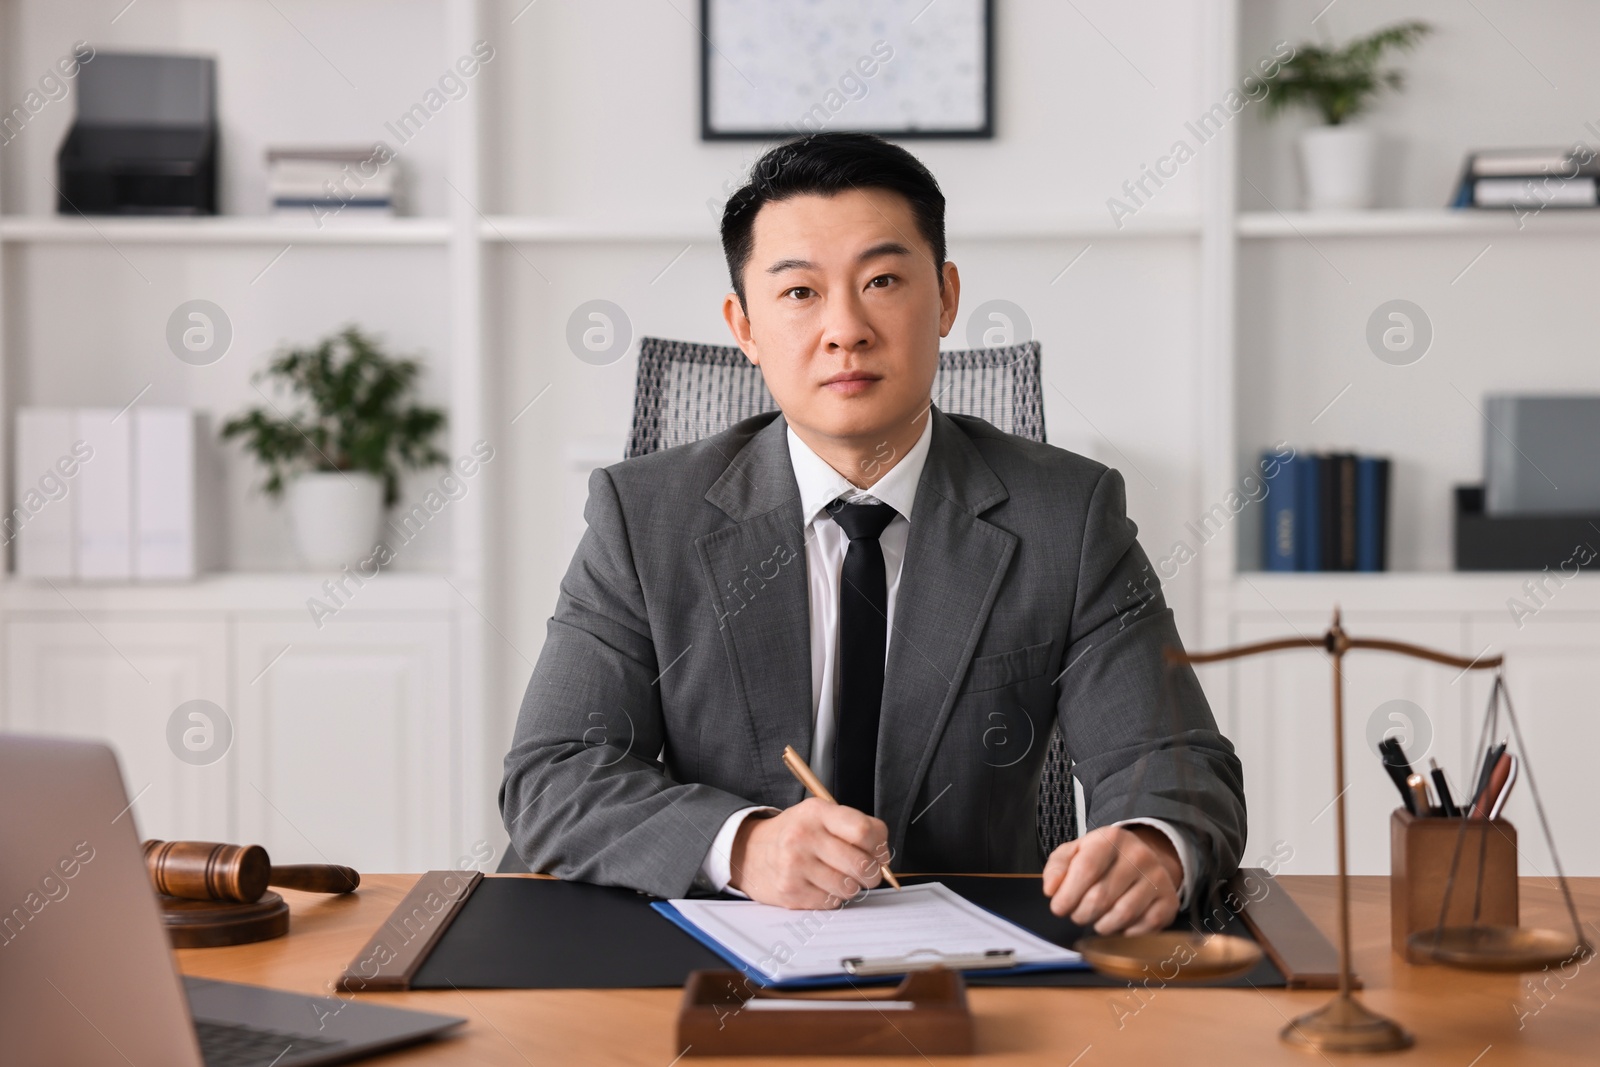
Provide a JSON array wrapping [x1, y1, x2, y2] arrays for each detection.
[[720, 132, 946, 312]]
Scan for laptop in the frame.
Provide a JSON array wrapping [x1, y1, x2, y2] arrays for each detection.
[[0, 735, 464, 1067]]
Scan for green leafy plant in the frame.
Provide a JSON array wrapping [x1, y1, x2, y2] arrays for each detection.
[[1262, 21, 1432, 126], [221, 325, 447, 508]]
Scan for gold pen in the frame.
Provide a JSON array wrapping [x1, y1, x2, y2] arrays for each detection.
[[781, 744, 901, 890], [1406, 773, 1434, 818]]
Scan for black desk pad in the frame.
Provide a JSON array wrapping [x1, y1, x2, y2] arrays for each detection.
[[408, 875, 1285, 990], [410, 878, 726, 989], [906, 876, 1285, 988]]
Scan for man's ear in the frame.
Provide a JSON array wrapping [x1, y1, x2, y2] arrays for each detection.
[[937, 261, 961, 338], [722, 292, 760, 366]]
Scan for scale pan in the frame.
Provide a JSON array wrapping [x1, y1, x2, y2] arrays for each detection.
[[1075, 931, 1262, 982], [1408, 926, 1592, 972]]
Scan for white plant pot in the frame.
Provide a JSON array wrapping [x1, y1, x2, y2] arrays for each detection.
[[286, 471, 385, 569], [1298, 125, 1377, 210]]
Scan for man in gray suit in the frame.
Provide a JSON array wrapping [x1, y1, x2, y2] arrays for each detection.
[[502, 132, 1245, 935]]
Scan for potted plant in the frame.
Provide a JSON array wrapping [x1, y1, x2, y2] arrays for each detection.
[[1263, 21, 1431, 210], [222, 325, 448, 569]]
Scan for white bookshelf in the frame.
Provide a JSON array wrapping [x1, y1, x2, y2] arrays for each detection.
[[0, 216, 454, 244], [477, 213, 1204, 243], [0, 570, 459, 613], [1237, 208, 1600, 237], [1211, 1, 1600, 875], [0, 0, 490, 871]]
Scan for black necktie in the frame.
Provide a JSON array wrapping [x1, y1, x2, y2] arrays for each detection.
[[830, 500, 898, 816]]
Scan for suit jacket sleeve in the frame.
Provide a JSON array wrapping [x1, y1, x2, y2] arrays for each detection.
[[1056, 467, 1247, 898], [499, 467, 755, 898]]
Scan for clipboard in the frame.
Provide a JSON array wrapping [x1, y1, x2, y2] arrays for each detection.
[[651, 890, 1090, 989]]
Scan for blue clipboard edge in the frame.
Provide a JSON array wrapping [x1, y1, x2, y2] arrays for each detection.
[[651, 893, 1089, 991]]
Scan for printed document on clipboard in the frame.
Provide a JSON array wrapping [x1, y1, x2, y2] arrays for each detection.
[[652, 881, 1085, 987]]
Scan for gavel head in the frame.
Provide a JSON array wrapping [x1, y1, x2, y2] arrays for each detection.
[[142, 839, 271, 903]]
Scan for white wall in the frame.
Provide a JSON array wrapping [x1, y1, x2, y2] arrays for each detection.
[[480, 0, 1219, 743]]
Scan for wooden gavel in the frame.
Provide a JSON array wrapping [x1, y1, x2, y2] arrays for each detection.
[[142, 839, 360, 904]]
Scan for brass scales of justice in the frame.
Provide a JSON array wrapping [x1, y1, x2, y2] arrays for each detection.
[[1067, 606, 1591, 1054]]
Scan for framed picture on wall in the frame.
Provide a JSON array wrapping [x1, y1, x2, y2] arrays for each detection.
[[700, 0, 993, 140]]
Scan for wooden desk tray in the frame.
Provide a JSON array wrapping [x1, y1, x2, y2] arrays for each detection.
[[676, 968, 974, 1056]]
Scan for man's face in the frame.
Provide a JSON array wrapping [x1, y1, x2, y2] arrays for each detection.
[[723, 187, 959, 448]]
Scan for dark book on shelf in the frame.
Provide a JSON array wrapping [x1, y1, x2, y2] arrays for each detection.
[[1335, 453, 1359, 571], [1317, 454, 1339, 571], [1262, 450, 1299, 571], [1257, 449, 1391, 573], [1297, 453, 1321, 571], [1356, 457, 1390, 571]]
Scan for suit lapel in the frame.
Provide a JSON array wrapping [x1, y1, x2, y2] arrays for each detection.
[[877, 412, 1017, 853], [696, 414, 813, 804]]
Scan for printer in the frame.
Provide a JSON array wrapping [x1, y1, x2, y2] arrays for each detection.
[[56, 52, 217, 215]]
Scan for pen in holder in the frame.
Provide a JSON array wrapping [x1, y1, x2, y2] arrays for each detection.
[[1389, 808, 1518, 963]]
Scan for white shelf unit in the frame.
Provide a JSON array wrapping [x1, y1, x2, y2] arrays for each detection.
[[1237, 208, 1600, 238], [1208, 0, 1600, 875], [0, 216, 454, 243], [479, 213, 1205, 244], [0, 571, 459, 612], [0, 0, 489, 872]]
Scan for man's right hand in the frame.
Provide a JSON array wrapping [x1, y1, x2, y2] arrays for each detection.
[[726, 798, 891, 909]]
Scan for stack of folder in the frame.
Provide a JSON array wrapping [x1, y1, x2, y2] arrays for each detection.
[[1450, 147, 1600, 209], [266, 146, 399, 218], [1261, 450, 1390, 572], [12, 407, 220, 580]]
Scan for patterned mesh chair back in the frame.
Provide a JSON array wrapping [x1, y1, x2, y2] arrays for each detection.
[[625, 337, 1076, 857]]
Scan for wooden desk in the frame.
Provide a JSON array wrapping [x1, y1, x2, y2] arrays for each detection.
[[177, 874, 1598, 1064]]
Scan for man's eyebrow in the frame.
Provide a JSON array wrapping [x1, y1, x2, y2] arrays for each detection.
[[764, 241, 914, 276]]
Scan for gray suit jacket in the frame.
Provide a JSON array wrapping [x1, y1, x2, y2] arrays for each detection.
[[501, 409, 1245, 900]]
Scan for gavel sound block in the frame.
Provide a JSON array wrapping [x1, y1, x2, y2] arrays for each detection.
[[142, 840, 361, 948]]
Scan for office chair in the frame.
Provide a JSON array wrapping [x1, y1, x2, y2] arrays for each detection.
[[498, 336, 1075, 872], [627, 336, 1074, 860]]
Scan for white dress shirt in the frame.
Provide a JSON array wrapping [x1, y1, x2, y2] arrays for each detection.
[[694, 418, 1196, 907]]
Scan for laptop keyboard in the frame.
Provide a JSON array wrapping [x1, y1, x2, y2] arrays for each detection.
[[195, 1018, 345, 1067]]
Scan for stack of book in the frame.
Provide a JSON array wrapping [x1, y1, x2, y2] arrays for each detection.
[[12, 407, 221, 580], [1450, 147, 1600, 209], [1261, 450, 1390, 572], [266, 145, 398, 218]]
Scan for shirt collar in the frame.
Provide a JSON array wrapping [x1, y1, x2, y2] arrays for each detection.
[[786, 414, 935, 527]]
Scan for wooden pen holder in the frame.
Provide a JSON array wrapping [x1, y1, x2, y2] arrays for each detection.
[[1390, 808, 1518, 962]]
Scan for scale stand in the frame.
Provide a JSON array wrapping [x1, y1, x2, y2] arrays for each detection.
[[1162, 606, 1508, 1054]]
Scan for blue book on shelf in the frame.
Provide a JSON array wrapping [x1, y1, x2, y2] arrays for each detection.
[[1296, 454, 1321, 571], [1356, 456, 1390, 571], [1262, 451, 1298, 571]]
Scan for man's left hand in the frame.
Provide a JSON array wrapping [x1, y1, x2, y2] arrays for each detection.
[[1041, 825, 1182, 935]]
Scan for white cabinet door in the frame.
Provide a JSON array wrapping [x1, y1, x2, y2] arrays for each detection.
[[1464, 613, 1600, 877], [2, 615, 232, 843], [1224, 612, 1468, 875], [232, 615, 455, 873]]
